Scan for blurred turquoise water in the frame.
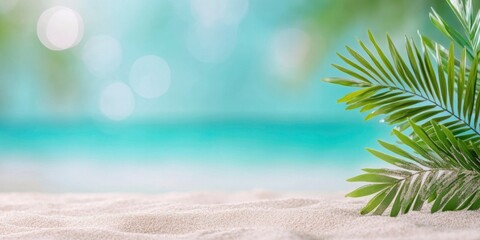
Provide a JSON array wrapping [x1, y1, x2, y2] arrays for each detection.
[[0, 121, 392, 191], [0, 121, 389, 167]]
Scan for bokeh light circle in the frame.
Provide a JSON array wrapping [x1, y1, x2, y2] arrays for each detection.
[[129, 55, 171, 99], [99, 82, 135, 121], [270, 27, 311, 77], [83, 35, 122, 77], [37, 6, 84, 51]]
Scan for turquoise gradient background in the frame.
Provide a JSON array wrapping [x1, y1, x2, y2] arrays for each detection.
[[0, 0, 452, 192]]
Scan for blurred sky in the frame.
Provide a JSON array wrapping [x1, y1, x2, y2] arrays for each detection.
[[0, 0, 450, 123]]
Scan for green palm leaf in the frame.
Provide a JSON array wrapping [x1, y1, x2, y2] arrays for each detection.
[[424, 0, 480, 89], [430, 0, 480, 58], [324, 32, 480, 143], [323, 0, 480, 216], [347, 120, 480, 216]]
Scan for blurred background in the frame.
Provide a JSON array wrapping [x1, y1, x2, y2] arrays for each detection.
[[0, 0, 451, 192]]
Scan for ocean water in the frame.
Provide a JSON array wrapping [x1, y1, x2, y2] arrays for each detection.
[[0, 121, 391, 192]]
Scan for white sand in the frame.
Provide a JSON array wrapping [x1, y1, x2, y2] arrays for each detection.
[[0, 191, 479, 240]]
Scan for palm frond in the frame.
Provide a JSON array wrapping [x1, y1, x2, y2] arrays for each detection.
[[323, 31, 480, 143], [323, 0, 480, 217], [430, 0, 480, 58], [347, 120, 480, 216]]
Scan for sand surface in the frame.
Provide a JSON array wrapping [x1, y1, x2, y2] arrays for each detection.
[[0, 191, 479, 240]]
